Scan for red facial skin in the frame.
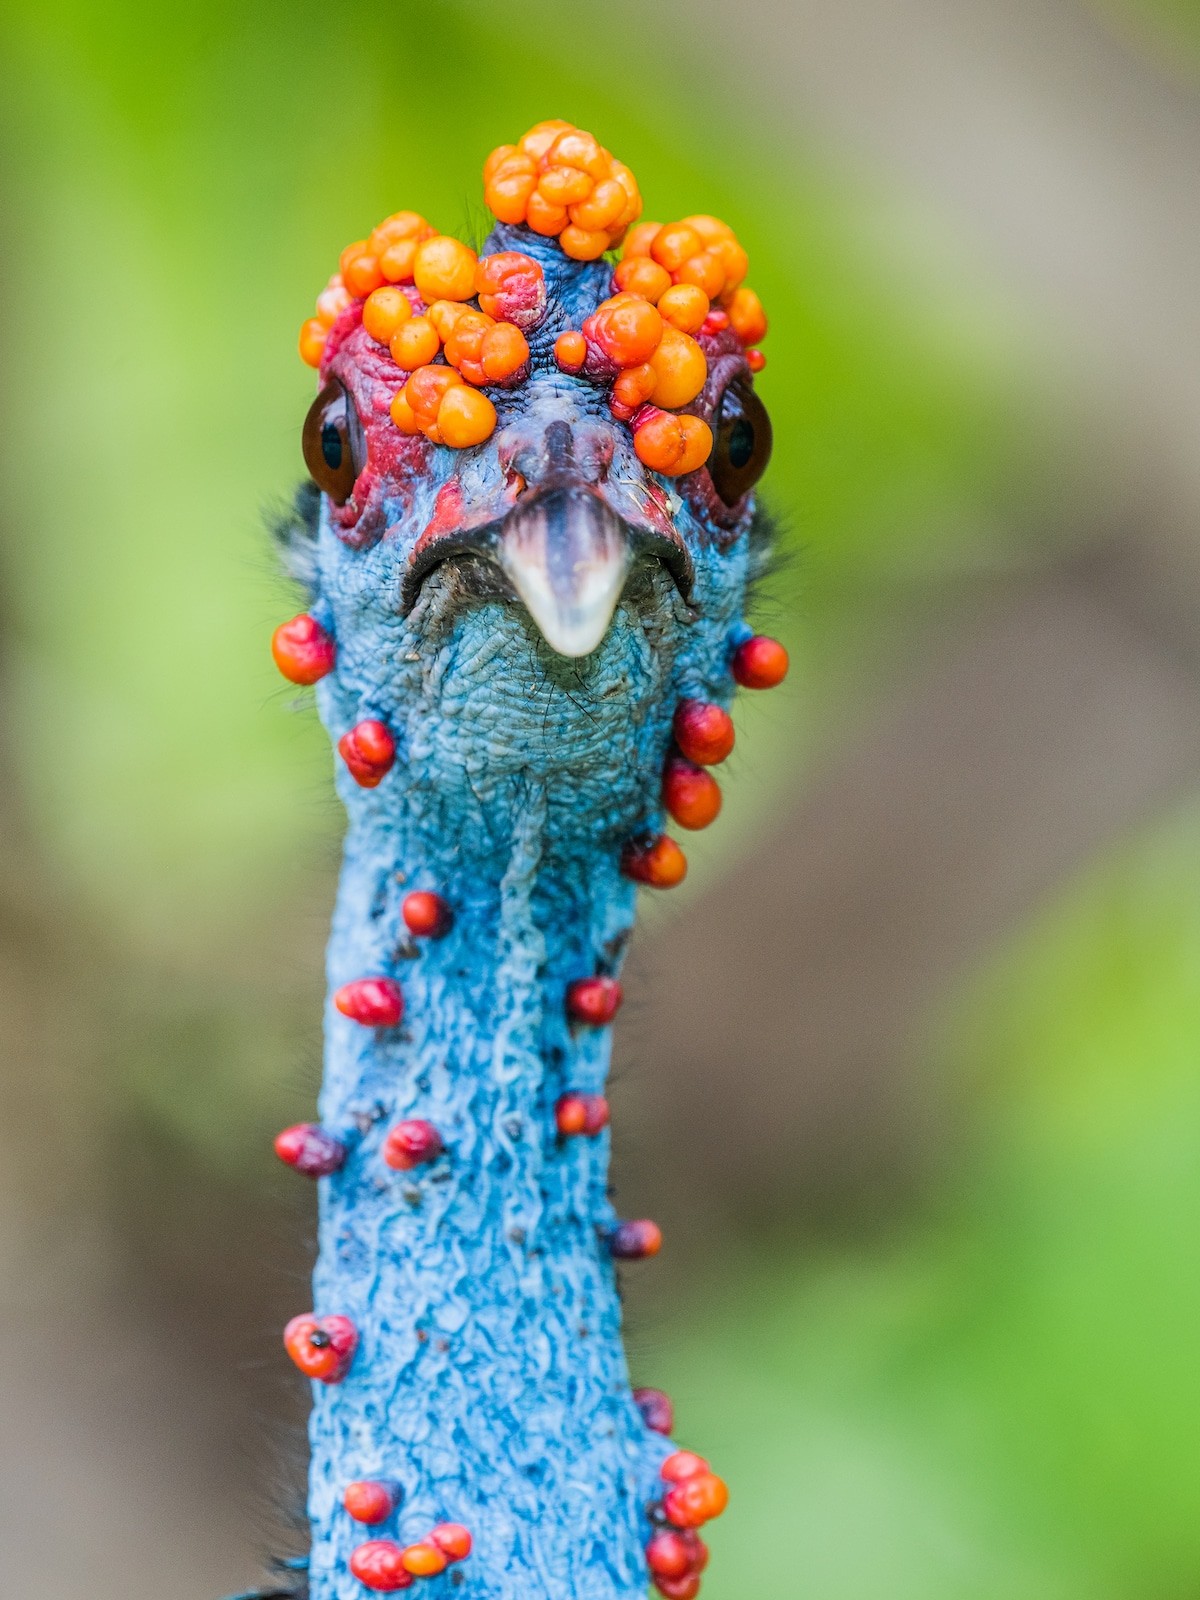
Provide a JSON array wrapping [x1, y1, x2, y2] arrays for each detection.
[[661, 1451, 709, 1483], [382, 1119, 443, 1170], [429, 1523, 473, 1562], [339, 719, 396, 787], [555, 1093, 609, 1137], [272, 613, 336, 685], [732, 634, 788, 689], [565, 976, 623, 1026], [620, 834, 687, 889], [344, 1480, 403, 1524], [349, 1541, 414, 1591], [313, 283, 759, 582], [663, 1472, 729, 1528], [672, 700, 734, 766], [283, 1313, 358, 1383], [680, 342, 759, 538], [320, 309, 694, 616], [319, 311, 433, 551], [335, 977, 405, 1028], [608, 1219, 662, 1260], [274, 1122, 347, 1178], [662, 756, 721, 830], [401, 891, 453, 938], [633, 1387, 674, 1435]]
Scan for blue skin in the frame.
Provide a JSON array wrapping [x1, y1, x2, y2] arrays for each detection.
[[297, 224, 757, 1600]]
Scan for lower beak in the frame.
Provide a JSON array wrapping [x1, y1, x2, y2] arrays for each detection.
[[498, 488, 631, 658]]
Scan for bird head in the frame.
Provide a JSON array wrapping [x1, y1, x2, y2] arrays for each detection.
[[287, 121, 775, 851]]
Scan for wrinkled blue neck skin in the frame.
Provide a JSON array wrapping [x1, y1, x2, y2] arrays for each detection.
[[303, 228, 752, 1600]]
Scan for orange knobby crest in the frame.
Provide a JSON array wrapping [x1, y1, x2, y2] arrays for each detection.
[[298, 122, 768, 473]]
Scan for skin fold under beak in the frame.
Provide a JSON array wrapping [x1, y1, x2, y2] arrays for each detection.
[[498, 487, 631, 659]]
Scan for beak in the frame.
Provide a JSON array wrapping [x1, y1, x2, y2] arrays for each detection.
[[498, 488, 630, 658]]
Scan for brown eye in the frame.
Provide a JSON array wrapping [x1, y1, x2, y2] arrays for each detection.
[[708, 377, 772, 506], [302, 379, 365, 505]]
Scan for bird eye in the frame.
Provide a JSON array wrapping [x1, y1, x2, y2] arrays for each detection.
[[302, 379, 365, 505], [708, 376, 772, 506]]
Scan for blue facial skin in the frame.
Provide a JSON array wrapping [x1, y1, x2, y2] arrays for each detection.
[[296, 225, 758, 1600]]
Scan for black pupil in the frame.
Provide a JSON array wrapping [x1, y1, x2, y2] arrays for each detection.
[[321, 419, 343, 471], [728, 416, 754, 469]]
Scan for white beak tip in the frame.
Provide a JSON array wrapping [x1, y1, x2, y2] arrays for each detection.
[[499, 491, 631, 659]]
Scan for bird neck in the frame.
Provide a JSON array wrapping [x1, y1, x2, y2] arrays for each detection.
[[303, 661, 664, 1599]]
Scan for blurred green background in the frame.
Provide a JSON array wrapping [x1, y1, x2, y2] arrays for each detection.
[[1, 1, 1199, 1596]]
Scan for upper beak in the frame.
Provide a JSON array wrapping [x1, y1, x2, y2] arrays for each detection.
[[497, 487, 630, 658]]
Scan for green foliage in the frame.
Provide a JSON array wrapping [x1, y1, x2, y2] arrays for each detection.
[[658, 799, 1200, 1597]]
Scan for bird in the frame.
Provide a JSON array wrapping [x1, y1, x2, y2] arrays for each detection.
[[263, 118, 783, 1600]]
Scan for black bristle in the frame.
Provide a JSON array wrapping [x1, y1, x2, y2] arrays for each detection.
[[745, 496, 792, 607], [267, 478, 322, 598]]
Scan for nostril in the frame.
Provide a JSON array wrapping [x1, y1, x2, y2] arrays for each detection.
[[544, 419, 573, 469]]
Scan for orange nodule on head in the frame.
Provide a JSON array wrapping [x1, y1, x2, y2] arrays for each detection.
[[482, 120, 642, 259], [297, 127, 770, 496], [585, 296, 663, 368], [633, 409, 712, 477], [299, 318, 327, 368], [475, 251, 547, 327], [554, 330, 587, 373], [391, 365, 497, 449], [362, 285, 413, 344]]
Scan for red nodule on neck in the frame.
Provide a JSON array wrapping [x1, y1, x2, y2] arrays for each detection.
[[339, 720, 396, 787], [335, 977, 404, 1027]]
